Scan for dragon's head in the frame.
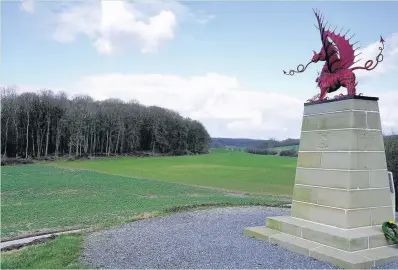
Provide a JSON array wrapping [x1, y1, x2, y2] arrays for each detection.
[[311, 48, 326, 63]]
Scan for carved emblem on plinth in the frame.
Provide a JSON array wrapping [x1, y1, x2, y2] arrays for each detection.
[[318, 131, 329, 149]]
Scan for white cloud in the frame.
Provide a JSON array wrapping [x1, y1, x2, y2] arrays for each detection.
[[66, 73, 304, 139], [52, 1, 177, 54], [20, 0, 35, 13], [354, 33, 398, 78], [21, 0, 213, 55]]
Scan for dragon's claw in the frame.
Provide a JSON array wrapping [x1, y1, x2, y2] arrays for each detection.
[[307, 95, 329, 103], [334, 93, 346, 99]]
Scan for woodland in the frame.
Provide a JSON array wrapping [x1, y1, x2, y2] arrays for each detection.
[[0, 87, 211, 159]]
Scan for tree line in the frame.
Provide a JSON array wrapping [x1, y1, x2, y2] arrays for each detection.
[[1, 87, 211, 159], [259, 138, 300, 149], [210, 138, 300, 149], [246, 148, 298, 157]]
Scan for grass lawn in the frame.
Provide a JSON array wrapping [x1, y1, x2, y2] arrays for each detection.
[[53, 149, 297, 196], [1, 234, 86, 269]]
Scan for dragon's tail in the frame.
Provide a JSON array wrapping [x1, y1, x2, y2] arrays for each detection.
[[350, 36, 385, 72]]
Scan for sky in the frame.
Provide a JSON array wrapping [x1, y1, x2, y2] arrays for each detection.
[[1, 0, 398, 140]]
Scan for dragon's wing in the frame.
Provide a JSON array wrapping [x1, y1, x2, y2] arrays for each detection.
[[324, 30, 357, 71]]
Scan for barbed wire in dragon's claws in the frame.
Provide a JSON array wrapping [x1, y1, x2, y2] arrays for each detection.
[[351, 36, 385, 72], [283, 61, 312, 76]]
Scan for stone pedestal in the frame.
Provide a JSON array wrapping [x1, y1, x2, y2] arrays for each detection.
[[244, 96, 397, 269]]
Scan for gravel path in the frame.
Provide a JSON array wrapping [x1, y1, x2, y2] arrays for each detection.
[[81, 207, 398, 269]]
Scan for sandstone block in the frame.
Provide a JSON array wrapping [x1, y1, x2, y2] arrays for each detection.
[[266, 216, 308, 237], [357, 245, 398, 267], [294, 168, 369, 189], [367, 112, 382, 129], [317, 188, 392, 209], [346, 208, 371, 228], [291, 201, 347, 228], [269, 233, 321, 256], [299, 129, 384, 151], [321, 152, 387, 170], [292, 185, 318, 204], [297, 152, 322, 168], [370, 170, 390, 188], [301, 111, 367, 131], [310, 246, 374, 269], [369, 233, 394, 248], [243, 226, 280, 241], [301, 226, 368, 252], [371, 206, 395, 226]]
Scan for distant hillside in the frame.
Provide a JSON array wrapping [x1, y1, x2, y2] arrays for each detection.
[[210, 137, 299, 149], [210, 138, 266, 149]]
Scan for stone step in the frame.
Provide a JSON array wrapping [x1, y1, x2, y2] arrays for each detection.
[[357, 245, 398, 267], [310, 245, 398, 269], [243, 226, 280, 241], [244, 228, 398, 269], [269, 232, 321, 257], [266, 216, 393, 252], [309, 245, 374, 269]]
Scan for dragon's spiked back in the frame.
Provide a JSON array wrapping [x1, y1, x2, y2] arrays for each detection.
[[313, 8, 357, 73]]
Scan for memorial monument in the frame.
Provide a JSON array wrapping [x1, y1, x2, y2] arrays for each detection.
[[244, 9, 397, 268]]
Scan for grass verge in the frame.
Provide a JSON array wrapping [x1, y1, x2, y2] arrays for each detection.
[[1, 234, 86, 269]]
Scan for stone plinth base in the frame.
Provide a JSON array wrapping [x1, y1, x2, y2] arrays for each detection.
[[243, 96, 397, 268], [244, 216, 398, 268]]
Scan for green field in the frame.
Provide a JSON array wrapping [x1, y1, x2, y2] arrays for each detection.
[[1, 150, 297, 239], [1, 150, 296, 268], [54, 149, 297, 196]]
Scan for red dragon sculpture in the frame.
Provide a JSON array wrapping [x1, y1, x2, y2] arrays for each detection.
[[283, 9, 385, 102]]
